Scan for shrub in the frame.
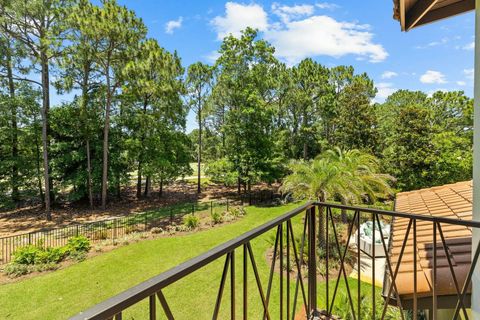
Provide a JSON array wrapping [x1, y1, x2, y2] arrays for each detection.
[[33, 262, 59, 273], [66, 236, 90, 254], [182, 214, 199, 230], [12, 245, 40, 265], [4, 263, 30, 277], [69, 250, 87, 262], [228, 207, 246, 218], [4, 262, 59, 278], [210, 211, 223, 225], [34, 247, 65, 264]]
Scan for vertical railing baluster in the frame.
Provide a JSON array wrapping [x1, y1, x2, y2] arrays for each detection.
[[280, 223, 283, 320], [243, 244, 247, 320], [413, 219, 417, 320], [371, 212, 375, 320], [307, 206, 317, 317], [213, 253, 231, 319], [231, 250, 235, 320], [149, 294, 156, 320], [357, 210, 361, 319], [325, 206, 329, 316], [291, 213, 308, 320], [265, 227, 280, 320], [286, 220, 290, 320]]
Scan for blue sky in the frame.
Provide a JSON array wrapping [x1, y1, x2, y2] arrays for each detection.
[[57, 1, 476, 132]]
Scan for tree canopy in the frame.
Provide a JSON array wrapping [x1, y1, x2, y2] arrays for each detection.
[[0, 1, 473, 216]]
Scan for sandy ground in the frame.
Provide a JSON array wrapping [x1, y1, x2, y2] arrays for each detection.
[[0, 182, 278, 237]]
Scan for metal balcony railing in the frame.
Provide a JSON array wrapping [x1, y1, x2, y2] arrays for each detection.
[[70, 202, 480, 320]]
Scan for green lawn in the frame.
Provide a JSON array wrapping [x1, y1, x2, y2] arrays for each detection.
[[0, 203, 390, 319]]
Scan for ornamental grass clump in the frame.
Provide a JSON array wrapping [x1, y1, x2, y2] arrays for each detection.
[[182, 214, 200, 230]]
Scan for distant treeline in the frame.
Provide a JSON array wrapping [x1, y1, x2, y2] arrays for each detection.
[[0, 1, 472, 219]]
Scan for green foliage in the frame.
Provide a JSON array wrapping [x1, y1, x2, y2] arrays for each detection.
[[205, 158, 238, 186], [13, 245, 66, 265], [34, 247, 66, 264], [182, 214, 200, 230], [10, 236, 90, 277], [280, 148, 394, 203], [12, 245, 40, 265], [0, 0, 473, 214], [379, 90, 472, 190], [66, 236, 91, 254], [210, 211, 223, 225]]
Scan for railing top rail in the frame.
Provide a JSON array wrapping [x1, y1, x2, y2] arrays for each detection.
[[70, 201, 314, 320], [317, 201, 480, 229]]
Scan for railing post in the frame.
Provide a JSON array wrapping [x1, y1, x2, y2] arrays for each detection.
[[308, 205, 317, 318]]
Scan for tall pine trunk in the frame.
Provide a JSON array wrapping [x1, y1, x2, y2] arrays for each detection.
[[33, 114, 44, 204], [81, 64, 94, 209], [136, 162, 142, 199], [101, 65, 111, 210], [197, 105, 202, 193], [137, 100, 148, 199], [86, 140, 93, 208], [144, 176, 150, 197], [6, 43, 19, 204], [40, 52, 52, 220], [158, 178, 163, 198]]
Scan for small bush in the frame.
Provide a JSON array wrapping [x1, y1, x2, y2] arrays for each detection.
[[230, 207, 246, 218], [34, 247, 65, 264], [182, 214, 200, 230], [177, 225, 190, 232], [69, 250, 87, 262], [210, 211, 223, 225], [66, 236, 90, 253], [33, 262, 58, 273], [4, 262, 58, 278], [4, 263, 30, 277], [12, 245, 40, 265]]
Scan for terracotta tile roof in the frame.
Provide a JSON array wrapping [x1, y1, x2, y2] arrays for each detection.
[[389, 181, 472, 299]]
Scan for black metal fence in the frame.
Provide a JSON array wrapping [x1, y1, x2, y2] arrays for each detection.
[[0, 191, 280, 265], [69, 202, 480, 320]]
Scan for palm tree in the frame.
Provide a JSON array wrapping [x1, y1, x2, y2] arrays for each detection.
[[280, 147, 394, 247]]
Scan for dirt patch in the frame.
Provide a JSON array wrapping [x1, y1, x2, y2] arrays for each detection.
[[0, 182, 279, 237]]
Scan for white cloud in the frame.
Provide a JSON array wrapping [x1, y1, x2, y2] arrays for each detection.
[[375, 82, 396, 102], [211, 2, 268, 40], [457, 80, 466, 86], [381, 71, 398, 79], [420, 70, 447, 84], [272, 3, 314, 23], [266, 15, 387, 65], [464, 68, 474, 80], [463, 41, 475, 50], [165, 17, 183, 34], [210, 2, 386, 65], [315, 2, 340, 10]]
